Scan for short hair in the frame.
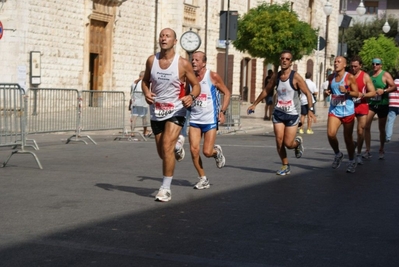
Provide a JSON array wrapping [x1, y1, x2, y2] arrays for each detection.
[[268, 69, 273, 75], [350, 55, 363, 65], [280, 50, 293, 59], [305, 72, 312, 79], [193, 51, 207, 62]]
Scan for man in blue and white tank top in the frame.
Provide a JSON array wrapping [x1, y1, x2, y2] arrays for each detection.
[[142, 28, 200, 202], [248, 50, 316, 176], [325, 56, 359, 173], [189, 51, 231, 190]]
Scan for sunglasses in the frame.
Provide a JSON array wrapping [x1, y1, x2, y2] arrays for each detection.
[[372, 63, 381, 66], [280, 57, 291, 61]]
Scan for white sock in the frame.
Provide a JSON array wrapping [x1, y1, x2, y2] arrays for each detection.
[[161, 176, 173, 189]]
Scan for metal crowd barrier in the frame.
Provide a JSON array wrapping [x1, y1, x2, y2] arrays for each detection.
[[220, 94, 241, 128], [26, 89, 126, 145], [0, 84, 42, 169], [78, 90, 125, 143], [115, 91, 151, 141]]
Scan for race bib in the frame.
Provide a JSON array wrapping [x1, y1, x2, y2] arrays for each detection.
[[194, 93, 207, 108], [154, 101, 175, 117], [331, 95, 346, 106], [370, 95, 381, 101], [353, 97, 361, 104], [276, 100, 293, 112]]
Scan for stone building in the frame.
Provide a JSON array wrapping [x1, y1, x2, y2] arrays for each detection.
[[0, 0, 340, 103]]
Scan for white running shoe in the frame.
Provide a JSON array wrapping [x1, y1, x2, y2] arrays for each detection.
[[346, 161, 357, 173], [356, 154, 363, 165], [214, 145, 225, 169], [362, 150, 371, 159], [175, 135, 185, 161], [194, 177, 210, 190], [332, 152, 344, 169], [294, 136, 304, 158], [379, 150, 385, 160], [155, 187, 171, 202]]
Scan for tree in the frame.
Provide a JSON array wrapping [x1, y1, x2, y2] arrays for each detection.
[[233, 3, 317, 69], [344, 17, 398, 59], [358, 34, 399, 73]]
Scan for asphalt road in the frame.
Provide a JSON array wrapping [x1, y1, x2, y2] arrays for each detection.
[[1, 119, 398, 267]]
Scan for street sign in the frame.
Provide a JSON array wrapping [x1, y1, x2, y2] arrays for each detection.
[[317, 36, 326, 51], [0, 21, 3, 40]]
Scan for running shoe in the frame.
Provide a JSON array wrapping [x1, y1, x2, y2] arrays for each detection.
[[306, 129, 314, 134], [214, 144, 225, 168], [194, 177, 210, 190], [294, 136, 304, 158], [362, 150, 371, 159], [332, 152, 344, 169], [356, 154, 363, 165], [155, 187, 171, 202], [346, 161, 357, 173], [276, 164, 291, 175], [379, 150, 385, 160], [175, 135, 185, 161], [299, 128, 304, 134]]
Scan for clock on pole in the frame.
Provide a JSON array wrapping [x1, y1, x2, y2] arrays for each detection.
[[180, 30, 201, 53]]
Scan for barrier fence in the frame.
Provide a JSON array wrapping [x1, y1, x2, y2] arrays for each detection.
[[0, 84, 42, 169], [27, 89, 126, 145], [1, 84, 241, 168], [219, 94, 241, 128], [117, 91, 151, 141]]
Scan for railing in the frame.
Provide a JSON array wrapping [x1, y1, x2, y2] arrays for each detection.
[[115, 90, 151, 141], [0, 84, 42, 169], [26, 89, 126, 145]]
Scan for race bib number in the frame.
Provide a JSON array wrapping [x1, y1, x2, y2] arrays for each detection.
[[331, 95, 346, 106], [276, 100, 293, 112], [194, 93, 207, 108], [154, 101, 174, 117], [370, 95, 381, 101]]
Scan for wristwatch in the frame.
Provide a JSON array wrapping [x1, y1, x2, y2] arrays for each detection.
[[383, 89, 387, 93], [220, 110, 226, 115], [309, 107, 314, 112], [189, 94, 196, 101]]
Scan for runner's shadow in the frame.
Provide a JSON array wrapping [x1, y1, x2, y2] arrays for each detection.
[[95, 183, 155, 198], [137, 176, 193, 187], [225, 164, 277, 174]]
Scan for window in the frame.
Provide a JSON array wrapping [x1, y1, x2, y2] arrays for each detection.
[[364, 1, 379, 14]]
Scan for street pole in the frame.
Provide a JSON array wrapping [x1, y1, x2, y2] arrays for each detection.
[[316, 35, 321, 101], [324, 15, 330, 79], [224, 0, 230, 88]]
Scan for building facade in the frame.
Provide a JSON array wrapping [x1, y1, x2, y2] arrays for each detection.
[[0, 0, 340, 102]]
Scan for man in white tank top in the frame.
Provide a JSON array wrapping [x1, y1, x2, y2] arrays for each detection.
[[247, 50, 316, 176], [141, 28, 200, 202], [188, 51, 231, 190]]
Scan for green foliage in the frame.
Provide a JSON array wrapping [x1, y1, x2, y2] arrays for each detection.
[[344, 17, 399, 59], [233, 2, 317, 68], [358, 34, 399, 73]]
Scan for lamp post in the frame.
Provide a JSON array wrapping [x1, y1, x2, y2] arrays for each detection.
[[338, 1, 367, 57], [356, 0, 366, 16], [382, 16, 391, 33], [323, 0, 333, 77], [395, 21, 399, 45]]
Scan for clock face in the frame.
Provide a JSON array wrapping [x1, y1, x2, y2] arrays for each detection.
[[180, 31, 201, 52]]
